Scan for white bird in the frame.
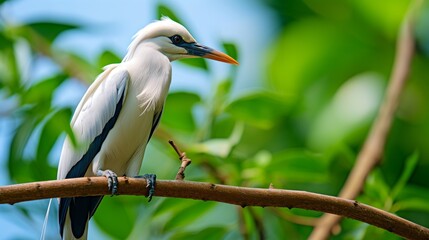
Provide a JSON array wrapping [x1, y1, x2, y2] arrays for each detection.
[[56, 17, 238, 239]]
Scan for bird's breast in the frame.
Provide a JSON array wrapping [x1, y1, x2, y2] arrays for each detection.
[[91, 58, 172, 175], [93, 93, 155, 175]]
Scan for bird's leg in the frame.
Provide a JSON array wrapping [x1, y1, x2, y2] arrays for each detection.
[[134, 174, 156, 202], [97, 169, 118, 196]]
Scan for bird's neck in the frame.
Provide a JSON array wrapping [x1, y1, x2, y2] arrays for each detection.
[[125, 47, 172, 113]]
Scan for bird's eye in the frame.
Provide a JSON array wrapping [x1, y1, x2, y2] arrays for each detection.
[[171, 35, 183, 44]]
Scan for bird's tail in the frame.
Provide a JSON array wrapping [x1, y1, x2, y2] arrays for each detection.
[[63, 214, 89, 240], [40, 198, 53, 240], [40, 199, 89, 240]]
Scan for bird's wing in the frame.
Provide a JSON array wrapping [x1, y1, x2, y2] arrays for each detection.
[[57, 66, 129, 238], [57, 64, 128, 180], [147, 107, 163, 142]]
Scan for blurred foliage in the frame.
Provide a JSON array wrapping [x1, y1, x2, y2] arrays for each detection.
[[1, 1, 429, 240]]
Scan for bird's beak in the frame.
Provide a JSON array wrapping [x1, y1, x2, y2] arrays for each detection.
[[181, 42, 239, 65]]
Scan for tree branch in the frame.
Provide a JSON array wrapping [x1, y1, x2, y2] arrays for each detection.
[[169, 140, 192, 180], [0, 177, 428, 239], [309, 1, 421, 239]]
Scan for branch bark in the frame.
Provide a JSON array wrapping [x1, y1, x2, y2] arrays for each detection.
[[169, 140, 192, 180], [0, 177, 428, 240], [309, 1, 421, 239]]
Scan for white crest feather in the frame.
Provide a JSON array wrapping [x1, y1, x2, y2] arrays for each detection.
[[122, 17, 195, 62]]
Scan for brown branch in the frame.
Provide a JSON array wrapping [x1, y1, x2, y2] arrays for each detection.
[[269, 184, 319, 227], [0, 177, 428, 239], [168, 140, 192, 180], [309, 1, 421, 239]]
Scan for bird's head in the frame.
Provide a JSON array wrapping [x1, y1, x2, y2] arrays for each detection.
[[124, 17, 238, 65]]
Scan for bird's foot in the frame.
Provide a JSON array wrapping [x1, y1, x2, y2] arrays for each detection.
[[98, 169, 118, 196], [134, 174, 156, 202]]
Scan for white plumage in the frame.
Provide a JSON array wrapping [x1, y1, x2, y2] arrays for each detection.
[[55, 17, 238, 240]]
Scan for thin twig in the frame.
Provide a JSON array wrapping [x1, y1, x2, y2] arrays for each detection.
[[0, 177, 428, 240], [309, 1, 421, 239], [168, 140, 192, 180]]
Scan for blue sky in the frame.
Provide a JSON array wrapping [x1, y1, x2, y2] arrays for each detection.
[[0, 0, 278, 239]]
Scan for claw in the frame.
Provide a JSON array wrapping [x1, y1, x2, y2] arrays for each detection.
[[134, 174, 156, 202], [98, 170, 118, 196]]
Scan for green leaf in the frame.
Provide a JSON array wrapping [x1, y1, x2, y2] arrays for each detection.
[[212, 78, 233, 115], [215, 78, 232, 99], [396, 185, 429, 201], [94, 196, 141, 239], [161, 92, 200, 132], [36, 108, 72, 166], [153, 198, 194, 218], [362, 169, 391, 208], [191, 139, 233, 158], [8, 119, 36, 162], [267, 149, 329, 183], [211, 114, 235, 139], [0, 36, 21, 91], [308, 73, 384, 150], [351, 0, 410, 39], [222, 42, 238, 61], [27, 22, 79, 43], [361, 224, 401, 240], [391, 186, 429, 212], [97, 50, 121, 69], [8, 117, 39, 182], [225, 92, 288, 128], [172, 227, 228, 240], [163, 201, 216, 231], [415, 2, 429, 57], [264, 209, 293, 239], [390, 152, 419, 200], [157, 4, 183, 24], [267, 19, 375, 102], [190, 123, 243, 158], [392, 199, 429, 213], [22, 74, 68, 105], [58, 51, 99, 83], [0, 31, 13, 50], [178, 58, 208, 71]]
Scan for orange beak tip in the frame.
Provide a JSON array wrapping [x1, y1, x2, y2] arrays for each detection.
[[205, 50, 239, 66]]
